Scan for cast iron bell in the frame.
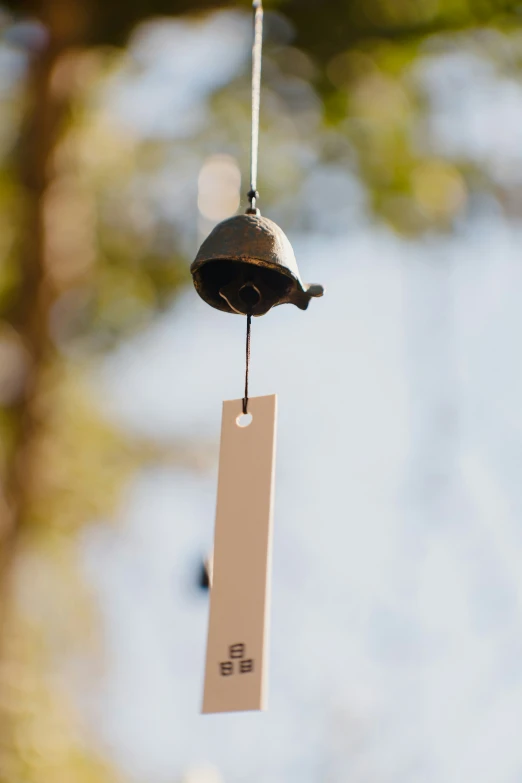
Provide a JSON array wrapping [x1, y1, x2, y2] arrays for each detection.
[[191, 213, 324, 317]]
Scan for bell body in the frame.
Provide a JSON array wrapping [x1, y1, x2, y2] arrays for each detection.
[[191, 213, 323, 316]]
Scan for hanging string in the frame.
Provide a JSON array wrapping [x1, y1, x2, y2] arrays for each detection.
[[246, 0, 263, 215], [242, 314, 252, 414], [242, 1, 262, 413]]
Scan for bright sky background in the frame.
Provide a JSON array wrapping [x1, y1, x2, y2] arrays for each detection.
[[79, 11, 522, 783]]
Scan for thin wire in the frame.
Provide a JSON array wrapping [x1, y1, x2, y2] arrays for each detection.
[[242, 1, 262, 411], [247, 0, 263, 214], [243, 314, 252, 415]]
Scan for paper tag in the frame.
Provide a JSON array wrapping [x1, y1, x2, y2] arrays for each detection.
[[202, 394, 277, 714]]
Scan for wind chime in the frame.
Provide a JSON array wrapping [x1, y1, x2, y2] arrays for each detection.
[[191, 0, 323, 714]]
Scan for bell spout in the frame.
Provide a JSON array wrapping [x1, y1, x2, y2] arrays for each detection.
[[290, 283, 325, 311], [306, 284, 324, 298]]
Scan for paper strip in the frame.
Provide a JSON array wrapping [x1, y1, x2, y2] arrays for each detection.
[[202, 394, 277, 714]]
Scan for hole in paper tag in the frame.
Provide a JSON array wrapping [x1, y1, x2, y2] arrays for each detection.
[[236, 413, 253, 427]]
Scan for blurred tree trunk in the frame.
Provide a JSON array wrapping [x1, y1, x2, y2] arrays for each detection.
[[0, 0, 88, 619], [0, 4, 90, 772]]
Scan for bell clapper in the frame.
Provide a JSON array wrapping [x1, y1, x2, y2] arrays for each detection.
[[238, 282, 261, 309]]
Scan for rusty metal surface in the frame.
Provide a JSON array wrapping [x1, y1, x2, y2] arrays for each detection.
[[191, 214, 324, 316]]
